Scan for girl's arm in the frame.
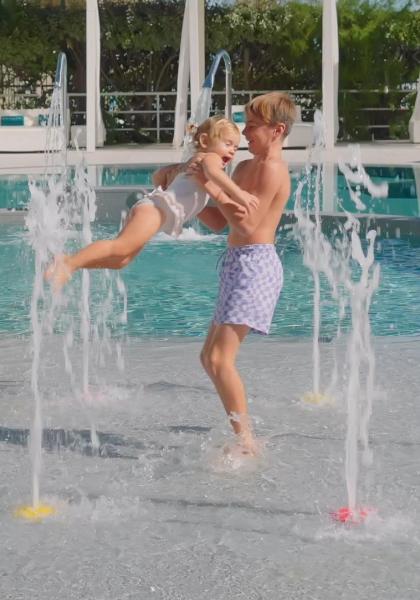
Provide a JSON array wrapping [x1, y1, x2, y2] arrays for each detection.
[[209, 161, 290, 237], [201, 154, 258, 210], [192, 165, 257, 218], [199, 178, 254, 236]]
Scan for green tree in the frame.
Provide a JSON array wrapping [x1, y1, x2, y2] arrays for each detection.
[[0, 0, 418, 141]]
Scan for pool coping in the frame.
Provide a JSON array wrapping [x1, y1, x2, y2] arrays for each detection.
[[2, 207, 419, 236], [1, 141, 420, 171]]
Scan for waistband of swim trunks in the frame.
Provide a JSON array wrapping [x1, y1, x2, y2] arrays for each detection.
[[226, 243, 276, 253]]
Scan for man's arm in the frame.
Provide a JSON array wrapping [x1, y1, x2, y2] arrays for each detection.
[[196, 206, 228, 232], [152, 163, 183, 189]]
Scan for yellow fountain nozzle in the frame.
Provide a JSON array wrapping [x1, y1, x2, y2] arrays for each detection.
[[302, 391, 335, 407], [14, 504, 56, 521]]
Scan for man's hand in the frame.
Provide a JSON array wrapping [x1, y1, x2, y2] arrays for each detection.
[[229, 191, 259, 214], [233, 204, 248, 218], [185, 153, 208, 186], [185, 153, 206, 176]]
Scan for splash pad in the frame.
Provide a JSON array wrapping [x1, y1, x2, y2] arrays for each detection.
[[22, 111, 386, 531], [3, 49, 419, 597]]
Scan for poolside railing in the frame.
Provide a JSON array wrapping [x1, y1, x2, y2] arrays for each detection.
[[0, 86, 417, 144]]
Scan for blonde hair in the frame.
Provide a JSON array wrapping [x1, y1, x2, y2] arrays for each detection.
[[245, 92, 297, 137], [191, 115, 240, 148]]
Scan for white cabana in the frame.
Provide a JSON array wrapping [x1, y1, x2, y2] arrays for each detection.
[[83, 0, 339, 153], [85, 0, 105, 152], [409, 73, 420, 143], [173, 0, 205, 148], [174, 0, 339, 150], [84, 0, 205, 152], [322, 0, 339, 150]]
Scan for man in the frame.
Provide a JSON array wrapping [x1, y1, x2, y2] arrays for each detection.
[[193, 92, 296, 455]]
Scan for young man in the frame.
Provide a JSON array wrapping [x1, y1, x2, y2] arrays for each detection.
[[192, 92, 296, 455]]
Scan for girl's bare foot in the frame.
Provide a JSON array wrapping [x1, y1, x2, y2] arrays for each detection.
[[44, 255, 73, 291]]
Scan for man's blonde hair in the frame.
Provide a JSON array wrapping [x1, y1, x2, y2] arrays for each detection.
[[193, 115, 240, 147], [245, 92, 297, 137]]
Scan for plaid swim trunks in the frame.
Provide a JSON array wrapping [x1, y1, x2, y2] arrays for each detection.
[[213, 244, 283, 335]]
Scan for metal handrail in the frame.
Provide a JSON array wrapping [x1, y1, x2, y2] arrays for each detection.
[[2, 86, 415, 142], [54, 52, 68, 143], [202, 50, 232, 120]]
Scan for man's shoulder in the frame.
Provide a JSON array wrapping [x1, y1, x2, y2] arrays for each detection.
[[232, 158, 252, 181], [259, 158, 289, 184], [234, 158, 253, 171], [257, 160, 290, 203], [235, 157, 289, 194], [264, 157, 288, 172]]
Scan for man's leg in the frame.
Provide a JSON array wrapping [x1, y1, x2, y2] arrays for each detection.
[[201, 322, 257, 451]]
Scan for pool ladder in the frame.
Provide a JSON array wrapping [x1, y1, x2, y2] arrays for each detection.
[[53, 52, 68, 148]]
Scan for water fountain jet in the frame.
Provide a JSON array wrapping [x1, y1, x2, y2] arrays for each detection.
[[15, 52, 68, 522], [182, 49, 232, 161]]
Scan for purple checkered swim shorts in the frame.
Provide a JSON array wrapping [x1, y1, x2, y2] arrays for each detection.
[[213, 244, 283, 335]]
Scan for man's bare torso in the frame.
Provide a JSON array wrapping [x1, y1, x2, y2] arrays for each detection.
[[229, 156, 291, 247]]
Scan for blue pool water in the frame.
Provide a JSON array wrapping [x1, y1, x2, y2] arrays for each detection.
[[1, 222, 419, 339], [1, 163, 419, 339], [1, 164, 419, 217], [0, 166, 157, 211]]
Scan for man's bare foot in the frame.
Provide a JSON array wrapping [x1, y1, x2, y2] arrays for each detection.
[[223, 432, 261, 458], [237, 431, 261, 456], [44, 255, 73, 291]]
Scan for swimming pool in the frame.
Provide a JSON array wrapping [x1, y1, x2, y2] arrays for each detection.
[[1, 222, 420, 339], [1, 163, 420, 217], [1, 161, 419, 339]]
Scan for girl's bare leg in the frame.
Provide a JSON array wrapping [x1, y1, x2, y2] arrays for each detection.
[[200, 323, 258, 453], [45, 204, 164, 290]]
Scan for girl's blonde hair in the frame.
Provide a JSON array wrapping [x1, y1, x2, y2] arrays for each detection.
[[245, 92, 297, 137], [190, 115, 240, 148]]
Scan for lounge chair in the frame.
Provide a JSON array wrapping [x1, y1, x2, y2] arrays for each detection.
[[0, 109, 70, 152]]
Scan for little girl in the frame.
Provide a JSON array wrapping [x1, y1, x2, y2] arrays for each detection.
[[46, 115, 258, 289]]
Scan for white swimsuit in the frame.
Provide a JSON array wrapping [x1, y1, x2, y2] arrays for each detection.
[[133, 173, 208, 237]]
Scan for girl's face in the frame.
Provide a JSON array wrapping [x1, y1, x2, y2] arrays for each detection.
[[200, 129, 240, 165]]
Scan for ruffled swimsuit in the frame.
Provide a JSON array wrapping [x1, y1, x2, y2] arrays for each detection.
[[133, 173, 208, 237]]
